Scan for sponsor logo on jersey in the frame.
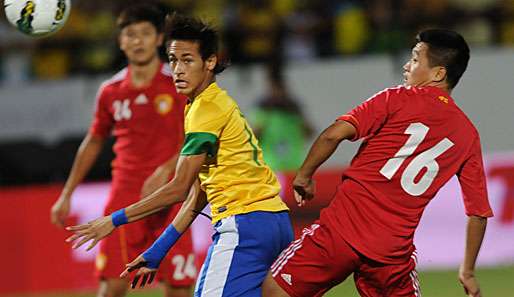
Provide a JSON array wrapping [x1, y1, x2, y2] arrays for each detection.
[[438, 96, 449, 104], [154, 94, 174, 115], [281, 273, 292, 285]]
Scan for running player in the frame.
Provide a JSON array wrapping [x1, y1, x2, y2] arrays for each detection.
[[65, 13, 293, 297], [262, 29, 493, 297], [50, 4, 195, 297]]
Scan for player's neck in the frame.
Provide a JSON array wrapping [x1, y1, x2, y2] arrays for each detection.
[[431, 83, 451, 95], [416, 81, 451, 95], [190, 76, 216, 101], [130, 57, 161, 89]]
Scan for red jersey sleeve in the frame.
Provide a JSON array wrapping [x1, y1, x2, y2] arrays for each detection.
[[337, 90, 390, 141], [457, 137, 494, 217], [89, 85, 113, 138]]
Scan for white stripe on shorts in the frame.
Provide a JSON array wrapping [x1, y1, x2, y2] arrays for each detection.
[[200, 216, 239, 297], [271, 224, 320, 277], [409, 269, 421, 296]]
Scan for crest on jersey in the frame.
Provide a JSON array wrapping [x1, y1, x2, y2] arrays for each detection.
[[154, 94, 174, 115], [16, 1, 35, 34]]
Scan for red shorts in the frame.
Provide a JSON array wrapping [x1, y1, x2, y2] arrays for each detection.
[[271, 222, 421, 297], [95, 180, 196, 287]]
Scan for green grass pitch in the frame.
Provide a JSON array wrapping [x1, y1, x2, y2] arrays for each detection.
[[7, 265, 514, 297]]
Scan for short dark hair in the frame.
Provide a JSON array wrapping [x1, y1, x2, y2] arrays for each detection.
[[117, 2, 167, 33], [416, 29, 470, 89], [164, 13, 227, 74]]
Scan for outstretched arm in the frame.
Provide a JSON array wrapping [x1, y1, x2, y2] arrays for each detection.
[[120, 180, 209, 288], [122, 153, 205, 221], [293, 120, 356, 206], [66, 153, 206, 250], [459, 215, 487, 297]]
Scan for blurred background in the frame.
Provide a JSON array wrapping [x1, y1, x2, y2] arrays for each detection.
[[1, 0, 514, 296]]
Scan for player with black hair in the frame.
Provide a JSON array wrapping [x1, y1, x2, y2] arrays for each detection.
[[262, 29, 492, 297], [66, 13, 293, 297], [51, 3, 195, 297]]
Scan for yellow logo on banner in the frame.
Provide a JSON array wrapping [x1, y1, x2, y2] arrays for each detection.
[[154, 94, 174, 115]]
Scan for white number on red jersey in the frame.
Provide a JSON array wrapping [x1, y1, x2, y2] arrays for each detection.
[[113, 99, 132, 121], [171, 254, 196, 281], [379, 122, 454, 196]]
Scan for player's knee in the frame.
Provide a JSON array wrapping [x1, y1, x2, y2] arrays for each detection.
[[262, 271, 290, 297], [97, 279, 128, 297], [162, 283, 192, 297]]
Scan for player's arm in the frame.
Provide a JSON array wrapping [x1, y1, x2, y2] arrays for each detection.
[[457, 137, 493, 297], [120, 180, 208, 288], [50, 133, 105, 227], [124, 153, 205, 221], [293, 120, 356, 206], [168, 179, 208, 232], [65, 153, 206, 250], [459, 215, 487, 297]]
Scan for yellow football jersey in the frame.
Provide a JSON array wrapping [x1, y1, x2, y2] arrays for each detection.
[[181, 83, 288, 223]]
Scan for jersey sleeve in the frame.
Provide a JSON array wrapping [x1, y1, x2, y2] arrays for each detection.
[[457, 137, 494, 217], [89, 85, 113, 138], [337, 89, 391, 141], [181, 99, 234, 157]]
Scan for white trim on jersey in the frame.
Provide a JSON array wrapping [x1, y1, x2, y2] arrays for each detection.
[[102, 68, 128, 87], [161, 63, 173, 77], [93, 68, 128, 105], [198, 216, 239, 297]]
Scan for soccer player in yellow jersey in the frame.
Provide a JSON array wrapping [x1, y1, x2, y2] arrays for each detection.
[[66, 14, 293, 297]]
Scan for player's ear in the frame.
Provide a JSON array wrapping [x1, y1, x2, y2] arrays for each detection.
[[157, 32, 164, 47], [205, 54, 217, 72], [432, 66, 447, 83], [118, 36, 126, 52]]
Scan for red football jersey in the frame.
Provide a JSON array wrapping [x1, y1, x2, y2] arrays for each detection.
[[322, 85, 493, 264], [90, 63, 186, 182]]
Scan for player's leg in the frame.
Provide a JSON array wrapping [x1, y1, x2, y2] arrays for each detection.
[[161, 282, 192, 297], [263, 222, 361, 297], [96, 181, 147, 297], [261, 271, 290, 297], [147, 204, 196, 297], [97, 279, 128, 297], [194, 211, 293, 297], [353, 250, 421, 297], [157, 229, 196, 297], [95, 227, 130, 297]]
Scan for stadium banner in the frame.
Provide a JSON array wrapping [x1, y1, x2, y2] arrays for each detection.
[[1, 153, 513, 295]]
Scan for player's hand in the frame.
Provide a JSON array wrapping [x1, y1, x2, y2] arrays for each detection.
[[120, 254, 157, 289], [65, 215, 114, 251], [459, 267, 482, 297], [141, 166, 170, 198], [292, 174, 315, 207], [50, 194, 71, 228]]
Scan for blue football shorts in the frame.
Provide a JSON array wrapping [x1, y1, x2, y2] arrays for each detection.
[[194, 210, 293, 297]]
